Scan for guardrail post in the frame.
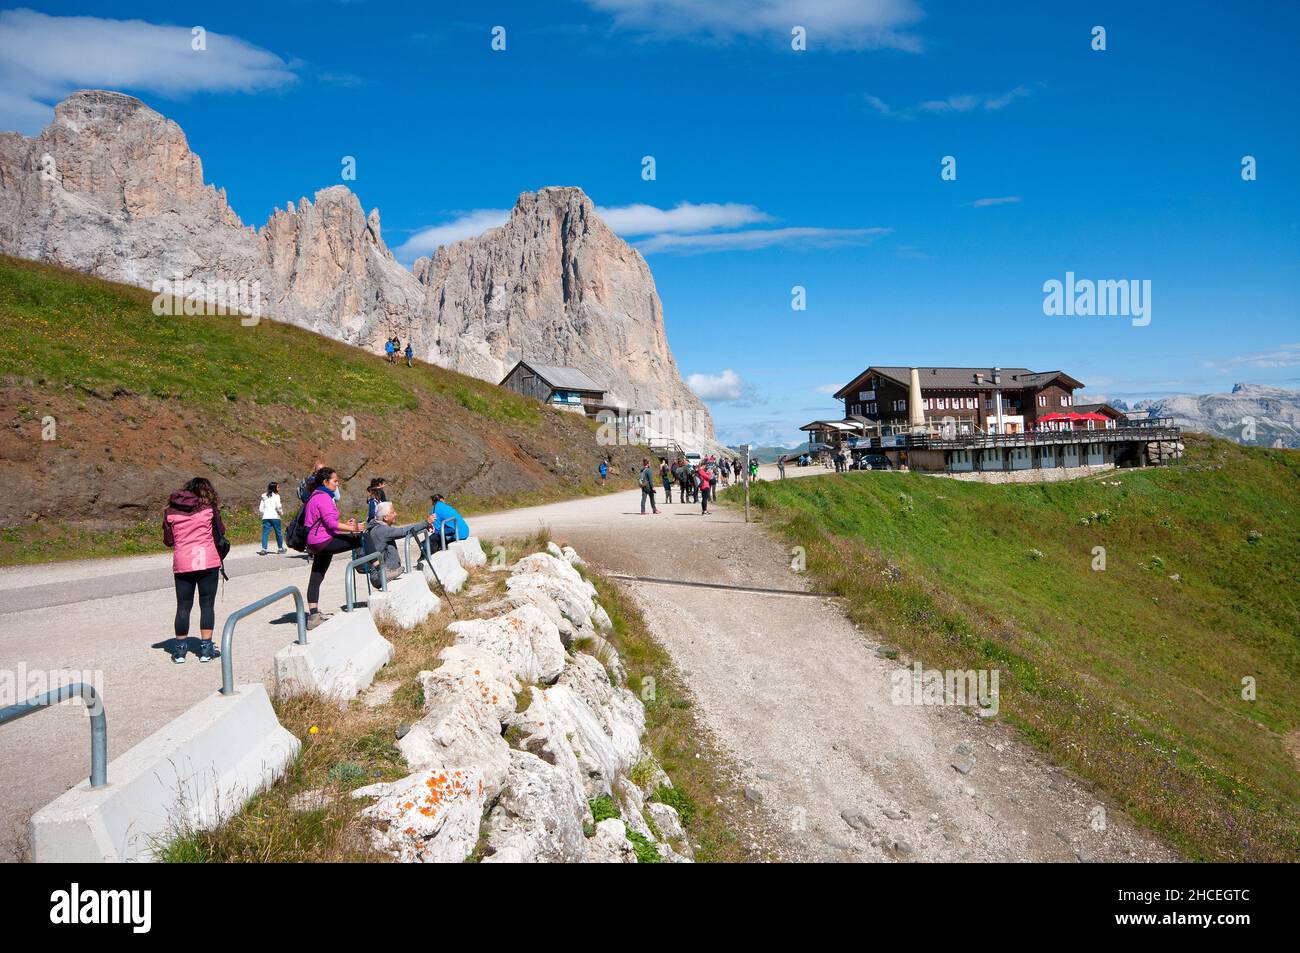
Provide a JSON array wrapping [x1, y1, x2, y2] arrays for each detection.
[[344, 550, 386, 613], [220, 586, 306, 695], [0, 682, 107, 788]]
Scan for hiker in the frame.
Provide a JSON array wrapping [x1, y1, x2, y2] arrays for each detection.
[[404, 341, 413, 367], [750, 459, 759, 482], [258, 481, 285, 555], [598, 459, 608, 484], [777, 457, 786, 479], [428, 493, 470, 548], [698, 462, 712, 514], [638, 457, 659, 514], [364, 501, 428, 582], [366, 477, 388, 522], [304, 467, 363, 629], [163, 477, 226, 664], [384, 338, 395, 363], [659, 457, 672, 503]]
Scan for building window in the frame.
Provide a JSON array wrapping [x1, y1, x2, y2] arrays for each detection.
[[868, 402, 877, 415], [1060, 394, 1072, 407], [1038, 395, 1047, 407], [892, 399, 907, 412]]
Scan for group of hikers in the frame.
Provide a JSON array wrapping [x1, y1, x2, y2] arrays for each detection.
[[383, 336, 414, 366], [161, 464, 470, 665], [634, 454, 758, 516]]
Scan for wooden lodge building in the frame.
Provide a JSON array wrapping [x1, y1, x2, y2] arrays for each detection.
[[801, 365, 1181, 474], [498, 360, 607, 417]]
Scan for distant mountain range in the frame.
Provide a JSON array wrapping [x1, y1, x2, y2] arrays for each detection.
[[1132, 384, 1300, 449]]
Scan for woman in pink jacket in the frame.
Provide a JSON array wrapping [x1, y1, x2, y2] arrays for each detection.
[[697, 462, 712, 515], [303, 467, 362, 629], [163, 477, 226, 664]]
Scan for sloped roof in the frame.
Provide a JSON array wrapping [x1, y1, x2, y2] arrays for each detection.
[[1072, 402, 1126, 418], [504, 361, 605, 393], [835, 366, 1084, 398]]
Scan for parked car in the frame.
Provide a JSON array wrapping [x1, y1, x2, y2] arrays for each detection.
[[852, 453, 893, 471]]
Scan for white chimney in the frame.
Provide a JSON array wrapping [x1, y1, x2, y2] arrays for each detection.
[[908, 368, 925, 433]]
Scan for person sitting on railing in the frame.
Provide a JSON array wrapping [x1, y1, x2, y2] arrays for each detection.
[[364, 501, 429, 583], [427, 493, 470, 549], [303, 467, 362, 629]]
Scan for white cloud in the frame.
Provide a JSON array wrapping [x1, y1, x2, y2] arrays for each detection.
[[580, 0, 925, 51], [688, 369, 744, 401], [1207, 343, 1300, 370], [398, 201, 887, 259], [636, 226, 889, 255], [966, 196, 1021, 208], [918, 85, 1032, 113], [814, 383, 841, 394], [394, 209, 511, 260], [0, 9, 296, 133], [864, 84, 1036, 120], [598, 201, 770, 235]]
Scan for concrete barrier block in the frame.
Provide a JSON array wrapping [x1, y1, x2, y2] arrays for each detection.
[[448, 536, 487, 569], [274, 611, 394, 702], [31, 684, 298, 862], [371, 573, 441, 629], [423, 550, 468, 593]]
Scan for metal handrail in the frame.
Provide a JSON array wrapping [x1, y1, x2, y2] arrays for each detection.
[[344, 550, 386, 613], [404, 525, 433, 573], [220, 585, 306, 696], [0, 682, 108, 787]]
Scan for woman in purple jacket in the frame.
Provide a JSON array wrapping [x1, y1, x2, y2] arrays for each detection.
[[303, 467, 362, 629], [163, 477, 225, 664]]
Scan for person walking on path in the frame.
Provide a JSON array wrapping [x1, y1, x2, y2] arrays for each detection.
[[257, 481, 285, 555], [777, 457, 786, 480], [638, 458, 659, 514], [659, 457, 673, 503], [405, 342, 413, 367], [303, 467, 362, 629], [697, 462, 712, 515], [163, 477, 226, 664], [598, 459, 608, 484]]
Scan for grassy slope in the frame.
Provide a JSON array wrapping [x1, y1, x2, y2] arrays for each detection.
[[738, 435, 1299, 861], [0, 256, 640, 565]]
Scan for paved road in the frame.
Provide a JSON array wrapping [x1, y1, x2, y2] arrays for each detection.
[[0, 463, 1175, 862]]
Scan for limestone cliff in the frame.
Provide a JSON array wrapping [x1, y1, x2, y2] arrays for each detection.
[[0, 90, 711, 436]]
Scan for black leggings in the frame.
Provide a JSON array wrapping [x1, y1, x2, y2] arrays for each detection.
[[307, 536, 356, 605], [174, 568, 219, 636]]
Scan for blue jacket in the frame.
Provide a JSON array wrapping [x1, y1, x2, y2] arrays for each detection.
[[428, 500, 469, 542]]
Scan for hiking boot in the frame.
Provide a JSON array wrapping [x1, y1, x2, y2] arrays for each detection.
[[306, 612, 329, 631], [197, 639, 220, 663], [257, 549, 268, 556], [277, 548, 287, 555], [169, 639, 187, 664]]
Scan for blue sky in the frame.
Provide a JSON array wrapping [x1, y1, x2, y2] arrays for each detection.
[[2, 1, 1297, 445]]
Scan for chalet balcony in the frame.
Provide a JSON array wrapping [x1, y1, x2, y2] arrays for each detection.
[[867, 418, 1182, 451]]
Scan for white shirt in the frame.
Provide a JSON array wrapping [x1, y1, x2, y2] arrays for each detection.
[[258, 492, 282, 519]]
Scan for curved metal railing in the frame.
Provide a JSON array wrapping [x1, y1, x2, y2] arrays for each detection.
[[344, 550, 386, 613], [220, 585, 306, 695], [0, 682, 108, 787]]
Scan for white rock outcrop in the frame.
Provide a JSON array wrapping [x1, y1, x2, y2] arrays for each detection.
[[353, 546, 689, 863]]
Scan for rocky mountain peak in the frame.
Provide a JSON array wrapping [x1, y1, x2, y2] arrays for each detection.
[[0, 90, 713, 440]]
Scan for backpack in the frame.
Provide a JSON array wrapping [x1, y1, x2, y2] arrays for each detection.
[[285, 503, 309, 552]]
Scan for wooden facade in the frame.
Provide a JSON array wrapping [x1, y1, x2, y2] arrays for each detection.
[[834, 366, 1085, 436], [499, 361, 607, 415]]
